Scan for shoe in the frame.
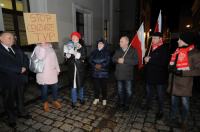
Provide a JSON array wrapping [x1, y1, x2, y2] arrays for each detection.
[[181, 122, 188, 132], [123, 106, 129, 112], [80, 100, 85, 105], [44, 102, 50, 112], [141, 103, 151, 111], [156, 111, 163, 120], [53, 101, 61, 109], [8, 122, 16, 128], [93, 99, 99, 105], [102, 100, 107, 106], [18, 114, 32, 119], [71, 102, 76, 108]]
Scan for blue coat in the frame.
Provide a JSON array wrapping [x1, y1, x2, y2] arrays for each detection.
[[89, 48, 110, 78]]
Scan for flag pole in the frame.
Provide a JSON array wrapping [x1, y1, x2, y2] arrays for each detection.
[[122, 42, 132, 58]]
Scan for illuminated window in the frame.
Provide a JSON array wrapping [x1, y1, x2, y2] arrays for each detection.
[[1, 0, 30, 46]]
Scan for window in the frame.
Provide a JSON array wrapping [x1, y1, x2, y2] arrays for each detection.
[[0, 0, 30, 46], [76, 11, 84, 38]]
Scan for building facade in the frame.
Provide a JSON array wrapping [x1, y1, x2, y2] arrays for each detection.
[[0, 0, 120, 63]]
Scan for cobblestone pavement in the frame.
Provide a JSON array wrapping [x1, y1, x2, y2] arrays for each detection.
[[0, 73, 200, 132]]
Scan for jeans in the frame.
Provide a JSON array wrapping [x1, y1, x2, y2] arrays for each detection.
[[71, 87, 84, 103], [41, 83, 58, 102], [117, 80, 132, 106], [146, 84, 165, 112], [171, 96, 189, 122]]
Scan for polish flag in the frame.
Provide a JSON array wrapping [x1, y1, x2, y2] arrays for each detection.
[[154, 10, 162, 32], [131, 22, 145, 69]]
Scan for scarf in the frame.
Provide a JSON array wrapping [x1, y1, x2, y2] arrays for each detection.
[[152, 39, 163, 51], [170, 44, 194, 71]]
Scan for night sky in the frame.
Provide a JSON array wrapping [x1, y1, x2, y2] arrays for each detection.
[[150, 0, 195, 32]]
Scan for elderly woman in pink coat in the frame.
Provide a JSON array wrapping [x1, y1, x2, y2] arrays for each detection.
[[34, 42, 61, 112]]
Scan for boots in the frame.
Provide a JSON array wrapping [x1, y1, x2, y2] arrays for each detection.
[[53, 101, 61, 109], [44, 102, 50, 112], [93, 99, 99, 105]]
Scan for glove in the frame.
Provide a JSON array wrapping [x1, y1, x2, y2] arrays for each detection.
[[74, 51, 81, 59], [174, 69, 183, 76], [95, 64, 102, 70]]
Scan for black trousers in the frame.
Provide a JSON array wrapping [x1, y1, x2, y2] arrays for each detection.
[[1, 78, 26, 123], [93, 78, 107, 100]]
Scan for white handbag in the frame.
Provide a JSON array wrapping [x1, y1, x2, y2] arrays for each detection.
[[29, 48, 45, 73]]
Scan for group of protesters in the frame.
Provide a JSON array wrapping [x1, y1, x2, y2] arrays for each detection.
[[0, 30, 200, 132]]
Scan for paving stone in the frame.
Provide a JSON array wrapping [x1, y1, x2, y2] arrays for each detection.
[[156, 124, 170, 131], [132, 122, 143, 129], [34, 115, 46, 122], [50, 128, 64, 132], [82, 124, 93, 131], [43, 119, 53, 125], [72, 128, 84, 132], [40, 125, 52, 132], [64, 118, 74, 124], [52, 121, 63, 128], [88, 115, 96, 120], [16, 123, 28, 131], [24, 119, 36, 126], [73, 121, 84, 128], [130, 128, 142, 132], [60, 123, 74, 131], [55, 116, 65, 121], [25, 128, 37, 132], [74, 116, 82, 121], [32, 122, 43, 130], [82, 118, 92, 125]]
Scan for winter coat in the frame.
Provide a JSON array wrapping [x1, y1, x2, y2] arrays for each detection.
[[113, 47, 138, 80], [35, 44, 60, 85], [145, 44, 169, 84], [65, 43, 87, 88], [89, 48, 110, 78], [167, 49, 200, 96]]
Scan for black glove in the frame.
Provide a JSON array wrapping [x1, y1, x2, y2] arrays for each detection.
[[174, 69, 183, 76]]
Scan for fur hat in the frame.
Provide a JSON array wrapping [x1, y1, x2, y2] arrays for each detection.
[[179, 32, 194, 44], [70, 32, 81, 39]]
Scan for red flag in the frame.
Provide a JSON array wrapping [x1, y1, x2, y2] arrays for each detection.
[[154, 10, 162, 32], [131, 23, 145, 69]]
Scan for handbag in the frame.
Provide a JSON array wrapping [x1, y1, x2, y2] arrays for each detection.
[[29, 48, 45, 73]]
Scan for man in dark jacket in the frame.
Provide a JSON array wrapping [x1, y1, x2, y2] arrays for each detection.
[[144, 32, 169, 119], [113, 36, 138, 111], [0, 31, 30, 128]]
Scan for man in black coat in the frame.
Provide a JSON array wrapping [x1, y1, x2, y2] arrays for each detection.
[[144, 32, 169, 119], [0, 31, 30, 128]]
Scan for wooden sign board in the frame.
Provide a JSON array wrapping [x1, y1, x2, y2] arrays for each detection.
[[24, 13, 58, 44]]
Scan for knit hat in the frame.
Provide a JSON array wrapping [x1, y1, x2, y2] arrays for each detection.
[[70, 32, 81, 39], [151, 32, 163, 37], [179, 32, 194, 44]]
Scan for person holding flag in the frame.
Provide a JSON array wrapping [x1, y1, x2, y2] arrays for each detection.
[[113, 36, 138, 111], [143, 32, 169, 119], [64, 32, 87, 108]]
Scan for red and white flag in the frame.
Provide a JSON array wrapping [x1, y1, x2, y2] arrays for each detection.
[[131, 22, 145, 69], [154, 10, 162, 32]]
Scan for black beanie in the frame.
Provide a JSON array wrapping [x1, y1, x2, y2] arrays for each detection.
[[179, 32, 194, 44]]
